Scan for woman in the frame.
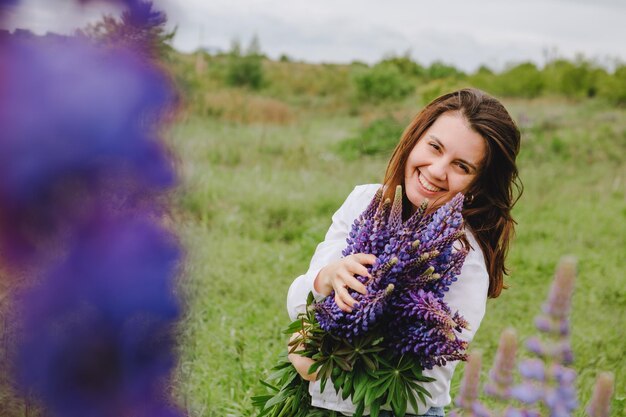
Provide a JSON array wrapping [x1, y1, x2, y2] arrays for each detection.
[[286, 88, 522, 416]]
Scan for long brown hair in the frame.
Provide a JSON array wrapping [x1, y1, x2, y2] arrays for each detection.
[[382, 88, 522, 298]]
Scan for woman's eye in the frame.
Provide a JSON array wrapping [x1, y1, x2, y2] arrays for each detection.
[[429, 142, 440, 151], [457, 163, 470, 174]]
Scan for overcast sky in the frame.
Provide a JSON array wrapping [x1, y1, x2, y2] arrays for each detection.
[[3, 0, 625, 72]]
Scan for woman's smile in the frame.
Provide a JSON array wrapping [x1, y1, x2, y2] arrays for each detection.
[[417, 170, 445, 193]]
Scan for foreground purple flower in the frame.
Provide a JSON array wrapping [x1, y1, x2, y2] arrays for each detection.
[[1, 5, 184, 416], [0, 34, 175, 263], [13, 217, 181, 417]]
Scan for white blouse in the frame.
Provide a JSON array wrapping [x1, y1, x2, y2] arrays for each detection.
[[286, 184, 490, 416]]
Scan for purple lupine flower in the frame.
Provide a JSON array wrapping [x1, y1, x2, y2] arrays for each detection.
[[484, 328, 517, 400], [503, 407, 540, 417], [509, 383, 542, 405], [543, 365, 578, 416], [542, 257, 576, 320], [513, 257, 578, 417], [586, 372, 614, 417], [0, 34, 175, 263], [456, 352, 482, 409], [518, 359, 545, 381], [12, 217, 182, 417], [529, 257, 575, 362], [316, 283, 395, 339], [384, 287, 469, 368]]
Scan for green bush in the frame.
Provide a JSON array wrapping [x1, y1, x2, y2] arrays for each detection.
[[336, 116, 406, 159], [379, 54, 425, 78], [353, 64, 414, 102], [425, 61, 465, 80], [598, 65, 626, 106], [493, 62, 544, 98], [226, 37, 264, 90], [543, 58, 602, 98]]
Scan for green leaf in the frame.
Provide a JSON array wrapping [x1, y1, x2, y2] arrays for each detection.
[[334, 356, 353, 372], [264, 389, 290, 409], [361, 354, 377, 371], [251, 394, 273, 407], [391, 388, 407, 417], [333, 372, 344, 393], [267, 367, 289, 382], [372, 376, 393, 399], [353, 401, 365, 417], [377, 355, 392, 368], [283, 319, 305, 334], [258, 379, 279, 392], [308, 360, 324, 375], [370, 398, 381, 417], [364, 384, 377, 407], [407, 388, 420, 415], [352, 373, 368, 404], [342, 371, 354, 399]]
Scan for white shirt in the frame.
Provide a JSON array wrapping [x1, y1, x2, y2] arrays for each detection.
[[286, 184, 490, 416]]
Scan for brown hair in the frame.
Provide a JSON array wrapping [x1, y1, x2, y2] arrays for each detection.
[[382, 88, 522, 298]]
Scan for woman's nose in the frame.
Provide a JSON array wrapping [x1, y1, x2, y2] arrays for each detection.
[[428, 159, 448, 181]]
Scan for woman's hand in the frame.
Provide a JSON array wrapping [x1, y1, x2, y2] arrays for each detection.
[[313, 253, 376, 312], [288, 333, 318, 381]]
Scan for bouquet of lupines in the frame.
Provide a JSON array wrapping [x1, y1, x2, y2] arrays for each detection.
[[254, 186, 471, 417]]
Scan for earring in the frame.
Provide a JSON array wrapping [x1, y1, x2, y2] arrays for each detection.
[[465, 193, 474, 205]]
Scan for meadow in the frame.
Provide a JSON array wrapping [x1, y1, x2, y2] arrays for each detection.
[[1, 15, 625, 417], [170, 89, 626, 416]]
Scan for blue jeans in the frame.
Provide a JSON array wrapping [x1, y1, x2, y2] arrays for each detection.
[[379, 407, 445, 417]]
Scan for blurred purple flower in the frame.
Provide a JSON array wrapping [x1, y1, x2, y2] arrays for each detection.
[[456, 352, 482, 409], [12, 217, 182, 417], [0, 34, 175, 261], [518, 359, 545, 381], [484, 328, 517, 400], [509, 383, 542, 405], [503, 407, 540, 417], [587, 372, 614, 417]]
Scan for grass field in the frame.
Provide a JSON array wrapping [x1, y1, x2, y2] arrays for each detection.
[[170, 96, 625, 416]]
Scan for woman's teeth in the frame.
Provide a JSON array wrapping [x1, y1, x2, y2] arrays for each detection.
[[418, 172, 442, 192]]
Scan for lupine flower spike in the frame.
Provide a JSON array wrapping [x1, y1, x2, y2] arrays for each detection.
[[452, 352, 491, 417], [485, 328, 517, 400], [586, 372, 614, 417]]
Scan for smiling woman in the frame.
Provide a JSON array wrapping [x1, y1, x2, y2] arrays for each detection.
[[286, 88, 522, 416]]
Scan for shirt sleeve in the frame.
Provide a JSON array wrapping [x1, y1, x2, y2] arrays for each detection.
[[286, 185, 379, 321]]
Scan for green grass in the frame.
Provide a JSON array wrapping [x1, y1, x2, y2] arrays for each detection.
[[171, 98, 625, 416]]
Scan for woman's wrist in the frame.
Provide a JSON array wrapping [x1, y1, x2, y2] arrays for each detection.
[[313, 267, 331, 296]]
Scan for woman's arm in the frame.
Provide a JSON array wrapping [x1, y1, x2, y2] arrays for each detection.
[[286, 185, 380, 320]]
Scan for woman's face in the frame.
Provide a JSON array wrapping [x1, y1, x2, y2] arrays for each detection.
[[404, 111, 486, 210]]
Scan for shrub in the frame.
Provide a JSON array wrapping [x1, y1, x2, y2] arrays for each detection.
[[425, 60, 465, 80], [353, 63, 414, 102], [598, 65, 626, 106], [226, 37, 264, 90], [543, 58, 602, 98], [493, 62, 544, 98], [336, 116, 406, 159]]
